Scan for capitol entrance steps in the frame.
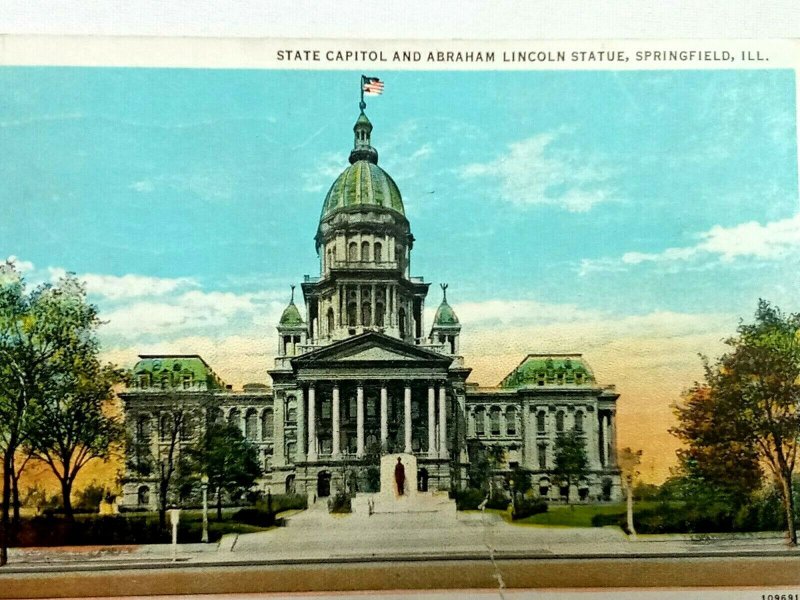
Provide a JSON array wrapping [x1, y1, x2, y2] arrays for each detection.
[[351, 490, 456, 516]]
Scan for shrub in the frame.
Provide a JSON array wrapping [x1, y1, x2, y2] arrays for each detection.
[[232, 507, 275, 527], [486, 492, 510, 511], [255, 493, 307, 514], [327, 491, 351, 514], [454, 488, 486, 510], [511, 496, 548, 520]]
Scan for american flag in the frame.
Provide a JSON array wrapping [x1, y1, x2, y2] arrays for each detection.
[[362, 77, 384, 96]]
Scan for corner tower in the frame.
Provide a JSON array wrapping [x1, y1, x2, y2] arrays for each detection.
[[303, 110, 430, 345]]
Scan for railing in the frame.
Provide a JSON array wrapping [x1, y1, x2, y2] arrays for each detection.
[[330, 260, 398, 270]]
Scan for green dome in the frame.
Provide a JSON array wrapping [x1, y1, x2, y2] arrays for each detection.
[[434, 301, 458, 326], [279, 302, 304, 326], [321, 160, 405, 219]]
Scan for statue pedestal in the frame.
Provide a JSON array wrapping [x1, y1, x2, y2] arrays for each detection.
[[352, 453, 456, 517]]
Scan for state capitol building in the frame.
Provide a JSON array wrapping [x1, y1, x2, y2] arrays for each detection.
[[120, 105, 622, 509]]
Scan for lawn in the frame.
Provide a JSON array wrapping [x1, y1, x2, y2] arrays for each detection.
[[509, 502, 659, 527]]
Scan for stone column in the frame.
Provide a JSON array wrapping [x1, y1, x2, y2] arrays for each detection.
[[586, 409, 599, 470], [380, 384, 388, 451], [332, 384, 341, 458], [307, 384, 317, 461], [296, 387, 305, 462], [356, 383, 365, 457], [273, 396, 284, 466], [356, 285, 362, 327], [403, 383, 412, 453], [600, 413, 608, 468], [438, 385, 448, 458], [371, 283, 376, 327], [609, 411, 617, 467], [427, 384, 436, 456]]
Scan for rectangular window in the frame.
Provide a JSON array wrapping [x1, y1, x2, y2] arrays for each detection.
[[538, 444, 547, 469]]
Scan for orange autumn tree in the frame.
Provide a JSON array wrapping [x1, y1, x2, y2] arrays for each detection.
[[673, 300, 800, 545]]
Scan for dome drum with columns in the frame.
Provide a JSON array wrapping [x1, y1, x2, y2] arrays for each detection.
[[117, 104, 622, 510]]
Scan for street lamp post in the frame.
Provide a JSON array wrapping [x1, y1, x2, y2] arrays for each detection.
[[200, 474, 209, 544]]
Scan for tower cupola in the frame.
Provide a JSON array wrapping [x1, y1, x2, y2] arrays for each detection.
[[430, 284, 461, 354]]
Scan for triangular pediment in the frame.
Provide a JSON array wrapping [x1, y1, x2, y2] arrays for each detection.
[[338, 345, 420, 361], [292, 331, 452, 367]]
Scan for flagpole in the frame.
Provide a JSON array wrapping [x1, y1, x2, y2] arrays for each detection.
[[359, 74, 366, 111]]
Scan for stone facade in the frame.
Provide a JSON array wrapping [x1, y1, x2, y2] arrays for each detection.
[[119, 109, 621, 510]]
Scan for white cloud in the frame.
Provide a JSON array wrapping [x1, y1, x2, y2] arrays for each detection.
[[459, 131, 617, 212], [581, 212, 800, 274], [47, 268, 198, 300], [5, 255, 35, 273], [99, 289, 287, 341]]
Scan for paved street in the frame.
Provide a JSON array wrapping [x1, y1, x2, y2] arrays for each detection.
[[4, 501, 795, 569]]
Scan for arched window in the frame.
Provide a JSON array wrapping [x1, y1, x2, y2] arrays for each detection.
[[538, 445, 547, 470], [556, 410, 565, 433], [348, 241, 358, 262], [574, 411, 584, 432], [159, 413, 171, 439], [228, 408, 241, 432], [180, 414, 194, 441], [475, 408, 485, 435], [137, 486, 150, 506], [207, 407, 223, 426], [537, 411, 546, 433], [398, 308, 406, 338], [261, 409, 274, 439], [374, 242, 383, 262], [505, 406, 517, 435], [347, 302, 357, 327], [245, 409, 258, 440], [490, 407, 501, 435], [361, 241, 370, 262], [361, 302, 371, 326], [375, 302, 385, 327], [136, 415, 151, 443], [326, 307, 335, 335]]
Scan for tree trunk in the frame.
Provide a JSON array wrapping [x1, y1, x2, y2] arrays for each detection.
[[61, 479, 75, 523], [216, 488, 222, 521], [11, 476, 20, 525], [780, 472, 797, 546], [1, 451, 12, 566], [626, 484, 637, 539]]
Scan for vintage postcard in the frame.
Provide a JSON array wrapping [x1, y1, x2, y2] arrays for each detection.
[[0, 37, 799, 598]]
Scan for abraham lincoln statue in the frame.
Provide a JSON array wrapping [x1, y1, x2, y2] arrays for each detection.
[[394, 456, 406, 496]]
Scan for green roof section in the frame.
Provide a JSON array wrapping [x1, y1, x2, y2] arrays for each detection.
[[433, 284, 459, 326], [132, 354, 226, 390], [321, 160, 405, 219], [279, 302, 304, 326], [499, 354, 596, 389], [279, 285, 305, 327]]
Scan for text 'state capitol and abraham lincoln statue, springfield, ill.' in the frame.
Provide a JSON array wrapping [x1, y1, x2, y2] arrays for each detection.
[[118, 106, 622, 509]]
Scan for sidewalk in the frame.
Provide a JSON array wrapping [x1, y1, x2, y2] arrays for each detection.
[[2, 508, 797, 570]]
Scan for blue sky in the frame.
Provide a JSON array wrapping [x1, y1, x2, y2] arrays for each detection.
[[2, 68, 797, 314], [2, 67, 798, 478]]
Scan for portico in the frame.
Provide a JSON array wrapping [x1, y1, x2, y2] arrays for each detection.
[[297, 378, 450, 461]]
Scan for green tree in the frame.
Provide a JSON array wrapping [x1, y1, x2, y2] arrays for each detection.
[[187, 421, 261, 520], [467, 442, 505, 493], [0, 264, 100, 565], [672, 383, 763, 505], [26, 357, 124, 521], [552, 428, 589, 504], [674, 301, 800, 545]]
